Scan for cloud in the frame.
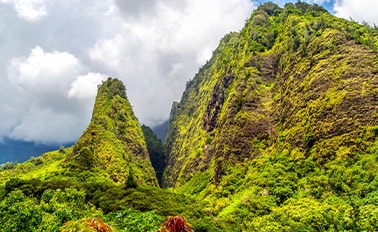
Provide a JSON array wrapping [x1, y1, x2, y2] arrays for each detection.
[[1, 0, 47, 21], [334, 0, 378, 25], [114, 0, 158, 19], [90, 34, 125, 68], [68, 73, 108, 100], [8, 106, 83, 143], [90, 0, 255, 125], [0, 1, 118, 143], [9, 46, 82, 96], [3, 46, 106, 143]]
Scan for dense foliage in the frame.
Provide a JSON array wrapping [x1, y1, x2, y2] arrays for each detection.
[[164, 1, 378, 230], [0, 188, 100, 231]]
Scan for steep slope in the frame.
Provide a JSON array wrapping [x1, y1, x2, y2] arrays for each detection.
[[69, 78, 158, 186], [142, 124, 167, 185], [165, 1, 378, 187], [164, 2, 378, 230]]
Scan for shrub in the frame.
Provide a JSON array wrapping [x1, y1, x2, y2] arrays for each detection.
[[158, 215, 193, 232]]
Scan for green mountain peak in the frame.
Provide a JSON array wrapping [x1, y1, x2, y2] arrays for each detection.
[[69, 78, 158, 186]]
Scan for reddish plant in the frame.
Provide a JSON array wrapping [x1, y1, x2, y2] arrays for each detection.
[[85, 217, 113, 232], [158, 215, 193, 232]]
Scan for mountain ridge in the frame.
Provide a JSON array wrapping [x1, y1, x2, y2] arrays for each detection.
[[163, 1, 378, 188], [162, 2, 378, 230]]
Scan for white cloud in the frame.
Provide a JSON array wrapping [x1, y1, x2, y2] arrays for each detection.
[[90, 0, 255, 125], [4, 46, 106, 143], [334, 0, 378, 25], [90, 34, 125, 68], [9, 46, 82, 95], [1, 0, 47, 21], [69, 73, 108, 100]]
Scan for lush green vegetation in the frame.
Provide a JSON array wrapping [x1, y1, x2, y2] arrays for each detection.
[[142, 125, 167, 185], [0, 188, 99, 231], [0, 78, 214, 231], [1, 2, 378, 231], [165, 1, 378, 231], [0, 172, 212, 231], [70, 78, 158, 186]]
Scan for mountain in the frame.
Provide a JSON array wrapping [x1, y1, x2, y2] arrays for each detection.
[[164, 2, 378, 230], [0, 78, 158, 186], [68, 78, 158, 185], [164, 1, 378, 187]]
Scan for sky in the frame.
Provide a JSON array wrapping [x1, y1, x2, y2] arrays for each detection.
[[0, 0, 377, 145]]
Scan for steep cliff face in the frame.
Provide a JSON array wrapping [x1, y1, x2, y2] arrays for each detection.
[[70, 78, 158, 186], [163, 2, 378, 189]]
